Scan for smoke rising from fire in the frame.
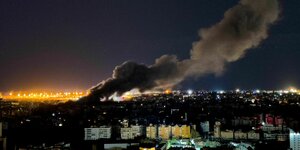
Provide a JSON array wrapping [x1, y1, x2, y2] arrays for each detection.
[[88, 0, 280, 100]]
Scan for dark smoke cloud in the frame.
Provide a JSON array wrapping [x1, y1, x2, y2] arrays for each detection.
[[89, 55, 184, 99], [88, 0, 280, 100]]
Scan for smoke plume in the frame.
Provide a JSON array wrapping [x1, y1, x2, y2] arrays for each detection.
[[88, 0, 280, 100]]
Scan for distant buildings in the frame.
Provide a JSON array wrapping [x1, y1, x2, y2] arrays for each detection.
[[213, 120, 289, 142], [120, 125, 145, 140], [84, 126, 112, 140], [146, 124, 191, 140], [172, 125, 191, 139], [2, 89, 300, 149], [214, 121, 259, 140], [85, 124, 191, 141]]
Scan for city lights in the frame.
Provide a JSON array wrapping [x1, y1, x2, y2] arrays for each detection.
[[217, 90, 225, 94], [187, 89, 193, 95], [288, 87, 298, 93], [2, 91, 88, 101]]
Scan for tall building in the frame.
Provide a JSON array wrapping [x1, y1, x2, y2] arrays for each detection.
[[180, 125, 191, 138], [290, 129, 300, 150], [84, 126, 112, 140], [171, 125, 191, 138], [120, 127, 132, 140], [158, 125, 171, 140], [146, 124, 157, 139], [0, 122, 7, 150], [214, 122, 221, 138], [200, 121, 209, 133], [171, 125, 181, 138], [200, 121, 209, 138]]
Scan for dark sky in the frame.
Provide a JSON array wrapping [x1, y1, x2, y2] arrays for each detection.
[[0, 0, 299, 92]]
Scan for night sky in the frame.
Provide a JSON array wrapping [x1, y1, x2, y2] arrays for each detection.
[[0, 0, 299, 92]]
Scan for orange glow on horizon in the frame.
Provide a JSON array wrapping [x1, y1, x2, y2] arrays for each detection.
[[164, 89, 172, 94], [2, 90, 88, 101]]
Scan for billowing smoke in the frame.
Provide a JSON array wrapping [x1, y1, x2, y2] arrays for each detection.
[[89, 55, 185, 99], [88, 0, 280, 100]]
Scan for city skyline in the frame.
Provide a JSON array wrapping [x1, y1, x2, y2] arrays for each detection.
[[1, 0, 299, 92], [1, 1, 300, 149]]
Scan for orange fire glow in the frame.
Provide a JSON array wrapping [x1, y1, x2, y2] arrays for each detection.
[[164, 89, 172, 94], [2, 91, 88, 101]]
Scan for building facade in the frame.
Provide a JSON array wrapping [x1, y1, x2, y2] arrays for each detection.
[[146, 124, 157, 139], [121, 125, 145, 140], [290, 129, 300, 150], [0, 122, 7, 150], [84, 126, 112, 140], [146, 124, 192, 140], [158, 125, 171, 140]]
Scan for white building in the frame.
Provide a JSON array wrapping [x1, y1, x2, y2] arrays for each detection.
[[120, 127, 132, 140], [121, 125, 145, 140], [290, 129, 300, 150], [200, 121, 210, 133], [84, 126, 111, 140]]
